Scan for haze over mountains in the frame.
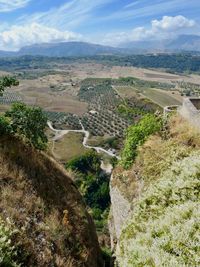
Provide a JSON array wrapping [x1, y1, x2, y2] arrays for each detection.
[[121, 35, 200, 52], [0, 34, 200, 57]]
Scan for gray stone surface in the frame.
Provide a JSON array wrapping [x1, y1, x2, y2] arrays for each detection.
[[109, 174, 131, 250], [178, 98, 200, 129]]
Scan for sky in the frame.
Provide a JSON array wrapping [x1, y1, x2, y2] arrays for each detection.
[[0, 0, 199, 51]]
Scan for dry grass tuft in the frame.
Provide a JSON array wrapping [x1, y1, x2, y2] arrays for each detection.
[[0, 135, 103, 267], [112, 114, 200, 203]]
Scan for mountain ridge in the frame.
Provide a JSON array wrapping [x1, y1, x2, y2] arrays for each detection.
[[0, 41, 136, 57], [0, 34, 199, 58]]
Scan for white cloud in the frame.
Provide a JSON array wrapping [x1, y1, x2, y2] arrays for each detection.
[[18, 0, 115, 30], [102, 15, 196, 45], [152, 15, 195, 31], [0, 23, 82, 51], [0, 0, 31, 12]]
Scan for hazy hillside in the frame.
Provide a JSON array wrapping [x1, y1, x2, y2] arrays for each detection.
[[167, 34, 200, 51], [0, 42, 133, 57], [120, 34, 200, 52]]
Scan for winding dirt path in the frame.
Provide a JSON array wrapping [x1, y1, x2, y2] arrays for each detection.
[[47, 121, 121, 160]]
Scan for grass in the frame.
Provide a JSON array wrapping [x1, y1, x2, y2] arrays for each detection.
[[0, 134, 103, 267], [114, 85, 182, 108], [113, 86, 138, 99], [51, 132, 87, 162], [12, 76, 88, 115], [141, 88, 182, 107]]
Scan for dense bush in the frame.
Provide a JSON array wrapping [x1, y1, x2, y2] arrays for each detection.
[[66, 151, 110, 212], [66, 150, 101, 174], [0, 116, 12, 136], [5, 103, 48, 150], [121, 114, 161, 169], [0, 76, 19, 95]]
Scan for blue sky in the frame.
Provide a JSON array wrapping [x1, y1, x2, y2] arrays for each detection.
[[0, 0, 199, 50]]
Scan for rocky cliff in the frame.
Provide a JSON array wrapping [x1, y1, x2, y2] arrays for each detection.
[[110, 115, 200, 266]]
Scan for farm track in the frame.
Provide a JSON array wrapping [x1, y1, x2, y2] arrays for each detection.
[[47, 121, 121, 160]]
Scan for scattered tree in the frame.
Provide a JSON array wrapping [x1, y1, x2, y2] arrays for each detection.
[[5, 103, 48, 150], [0, 76, 19, 95]]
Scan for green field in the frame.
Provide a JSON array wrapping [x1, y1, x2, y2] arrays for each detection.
[[50, 132, 87, 162], [141, 88, 182, 107]]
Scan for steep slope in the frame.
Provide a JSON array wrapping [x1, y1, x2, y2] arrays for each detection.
[[0, 135, 103, 267], [110, 115, 200, 266]]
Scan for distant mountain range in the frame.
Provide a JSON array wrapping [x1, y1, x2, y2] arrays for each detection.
[[0, 41, 135, 57], [120, 34, 200, 53], [0, 34, 200, 57]]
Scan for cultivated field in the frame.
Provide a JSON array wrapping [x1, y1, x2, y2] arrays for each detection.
[[49, 132, 87, 162], [141, 88, 182, 107], [2, 60, 199, 163]]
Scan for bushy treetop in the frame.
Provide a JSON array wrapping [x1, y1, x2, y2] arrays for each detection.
[[0, 76, 19, 95]]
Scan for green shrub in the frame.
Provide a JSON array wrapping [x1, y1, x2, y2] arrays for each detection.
[[5, 103, 48, 150], [121, 114, 161, 169], [0, 116, 12, 136], [66, 151, 110, 229], [66, 150, 101, 174], [0, 76, 19, 95], [0, 219, 20, 267]]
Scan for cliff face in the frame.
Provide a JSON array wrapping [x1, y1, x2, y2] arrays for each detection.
[[110, 115, 200, 266], [109, 178, 130, 250], [0, 135, 103, 267], [109, 167, 140, 251]]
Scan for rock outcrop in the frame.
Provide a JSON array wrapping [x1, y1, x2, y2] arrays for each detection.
[[109, 178, 131, 250]]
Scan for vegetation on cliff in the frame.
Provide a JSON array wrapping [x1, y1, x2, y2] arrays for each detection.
[[0, 218, 21, 267], [120, 114, 161, 169], [66, 151, 110, 230], [116, 115, 200, 266], [0, 135, 103, 267], [5, 102, 48, 150]]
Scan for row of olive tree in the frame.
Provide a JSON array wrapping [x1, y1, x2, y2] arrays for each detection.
[[0, 76, 48, 150]]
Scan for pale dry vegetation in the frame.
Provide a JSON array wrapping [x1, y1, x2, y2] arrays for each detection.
[[115, 115, 200, 266], [0, 135, 102, 267]]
